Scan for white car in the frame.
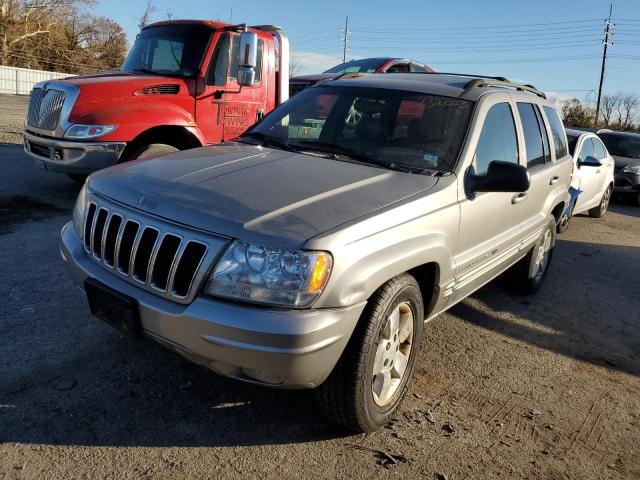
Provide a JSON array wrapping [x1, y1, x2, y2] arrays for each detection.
[[558, 129, 615, 232]]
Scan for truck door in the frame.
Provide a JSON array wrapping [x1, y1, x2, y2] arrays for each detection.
[[197, 32, 268, 143]]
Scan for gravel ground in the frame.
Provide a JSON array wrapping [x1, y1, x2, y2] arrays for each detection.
[[0, 94, 28, 144], [0, 145, 639, 480]]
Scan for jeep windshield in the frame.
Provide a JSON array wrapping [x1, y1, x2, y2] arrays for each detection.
[[241, 86, 473, 174], [122, 24, 211, 78]]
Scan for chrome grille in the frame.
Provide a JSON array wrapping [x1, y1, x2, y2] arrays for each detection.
[[83, 202, 209, 300], [26, 88, 66, 131]]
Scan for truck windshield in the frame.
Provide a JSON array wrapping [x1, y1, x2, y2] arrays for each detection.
[[122, 24, 211, 78], [324, 59, 387, 75], [243, 86, 473, 174]]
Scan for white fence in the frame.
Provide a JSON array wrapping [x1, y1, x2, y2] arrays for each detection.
[[0, 65, 71, 95]]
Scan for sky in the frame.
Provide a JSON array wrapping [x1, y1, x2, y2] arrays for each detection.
[[93, 0, 640, 102]]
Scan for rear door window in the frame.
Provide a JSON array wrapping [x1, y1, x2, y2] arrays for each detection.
[[517, 103, 546, 169], [474, 103, 519, 175], [543, 106, 568, 159]]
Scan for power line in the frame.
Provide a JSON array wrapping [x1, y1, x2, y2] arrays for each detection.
[[344, 42, 602, 52], [355, 18, 603, 32], [430, 54, 601, 65]]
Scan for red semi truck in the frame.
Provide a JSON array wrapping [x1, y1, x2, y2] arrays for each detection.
[[23, 20, 289, 180]]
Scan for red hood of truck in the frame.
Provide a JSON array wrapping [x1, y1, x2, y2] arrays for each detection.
[[60, 71, 190, 103]]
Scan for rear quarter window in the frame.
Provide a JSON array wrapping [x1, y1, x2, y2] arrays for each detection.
[[543, 106, 568, 159]]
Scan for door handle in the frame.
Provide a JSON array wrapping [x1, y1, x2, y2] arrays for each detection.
[[512, 192, 528, 204], [549, 176, 560, 185], [596, 169, 601, 174]]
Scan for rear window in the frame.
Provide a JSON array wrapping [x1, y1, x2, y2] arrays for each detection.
[[543, 106, 568, 159], [598, 133, 640, 158]]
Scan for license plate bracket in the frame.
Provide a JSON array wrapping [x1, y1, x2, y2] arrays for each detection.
[[84, 278, 142, 339]]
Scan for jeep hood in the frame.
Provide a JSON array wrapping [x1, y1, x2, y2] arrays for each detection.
[[87, 145, 439, 247]]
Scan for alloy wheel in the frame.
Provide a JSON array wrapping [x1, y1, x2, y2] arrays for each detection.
[[372, 302, 414, 406]]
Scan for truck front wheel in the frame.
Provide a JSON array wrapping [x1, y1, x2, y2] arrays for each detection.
[[316, 273, 424, 432], [121, 143, 180, 162]]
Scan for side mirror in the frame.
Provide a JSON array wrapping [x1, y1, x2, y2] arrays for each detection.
[[468, 161, 530, 194], [578, 155, 602, 168], [238, 31, 258, 87]]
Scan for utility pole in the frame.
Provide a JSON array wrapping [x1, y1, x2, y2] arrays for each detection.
[[595, 4, 614, 126], [342, 15, 349, 63]]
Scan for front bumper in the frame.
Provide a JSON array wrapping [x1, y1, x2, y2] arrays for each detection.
[[60, 222, 365, 389], [24, 131, 125, 175]]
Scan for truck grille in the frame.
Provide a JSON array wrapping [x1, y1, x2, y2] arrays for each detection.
[[27, 87, 66, 131], [83, 202, 209, 300]]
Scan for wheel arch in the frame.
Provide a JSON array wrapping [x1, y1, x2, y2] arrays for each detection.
[[120, 125, 204, 162]]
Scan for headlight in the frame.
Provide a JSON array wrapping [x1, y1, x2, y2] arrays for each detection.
[[204, 241, 332, 308], [622, 165, 640, 175], [72, 184, 88, 238], [64, 124, 116, 140]]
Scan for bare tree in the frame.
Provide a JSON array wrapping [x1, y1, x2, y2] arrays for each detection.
[[137, 0, 155, 30], [620, 94, 639, 129], [1, 0, 126, 74], [289, 57, 302, 78], [600, 94, 619, 127]]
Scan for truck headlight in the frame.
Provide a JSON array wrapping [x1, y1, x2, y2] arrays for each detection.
[[64, 124, 116, 140], [622, 165, 640, 175], [72, 184, 88, 238], [204, 241, 332, 308]]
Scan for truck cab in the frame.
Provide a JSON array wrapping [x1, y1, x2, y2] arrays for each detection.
[[23, 20, 289, 179]]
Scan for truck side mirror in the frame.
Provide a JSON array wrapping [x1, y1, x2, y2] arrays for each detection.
[[238, 31, 258, 87]]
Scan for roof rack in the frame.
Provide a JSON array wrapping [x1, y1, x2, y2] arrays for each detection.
[[423, 72, 546, 99], [426, 72, 510, 82], [462, 78, 546, 99]]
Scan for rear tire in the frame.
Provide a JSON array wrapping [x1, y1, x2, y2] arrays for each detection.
[[121, 143, 179, 162], [589, 186, 611, 218], [556, 206, 573, 234], [506, 215, 556, 295], [316, 273, 424, 432]]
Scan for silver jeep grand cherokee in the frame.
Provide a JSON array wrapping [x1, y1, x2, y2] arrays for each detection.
[[61, 73, 572, 432]]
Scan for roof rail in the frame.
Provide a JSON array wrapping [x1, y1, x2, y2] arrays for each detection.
[[425, 72, 510, 82], [462, 78, 546, 99]]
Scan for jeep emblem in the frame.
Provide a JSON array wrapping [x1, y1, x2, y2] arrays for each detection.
[[137, 195, 158, 210]]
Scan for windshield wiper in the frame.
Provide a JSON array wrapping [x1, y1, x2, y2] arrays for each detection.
[[294, 140, 437, 174], [239, 131, 299, 153]]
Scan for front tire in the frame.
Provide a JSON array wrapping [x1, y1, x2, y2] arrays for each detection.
[[316, 273, 424, 432], [589, 186, 612, 218], [506, 215, 556, 295], [121, 143, 179, 162]]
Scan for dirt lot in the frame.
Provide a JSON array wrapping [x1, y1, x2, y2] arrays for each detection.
[[1, 142, 639, 479], [0, 94, 29, 144]]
